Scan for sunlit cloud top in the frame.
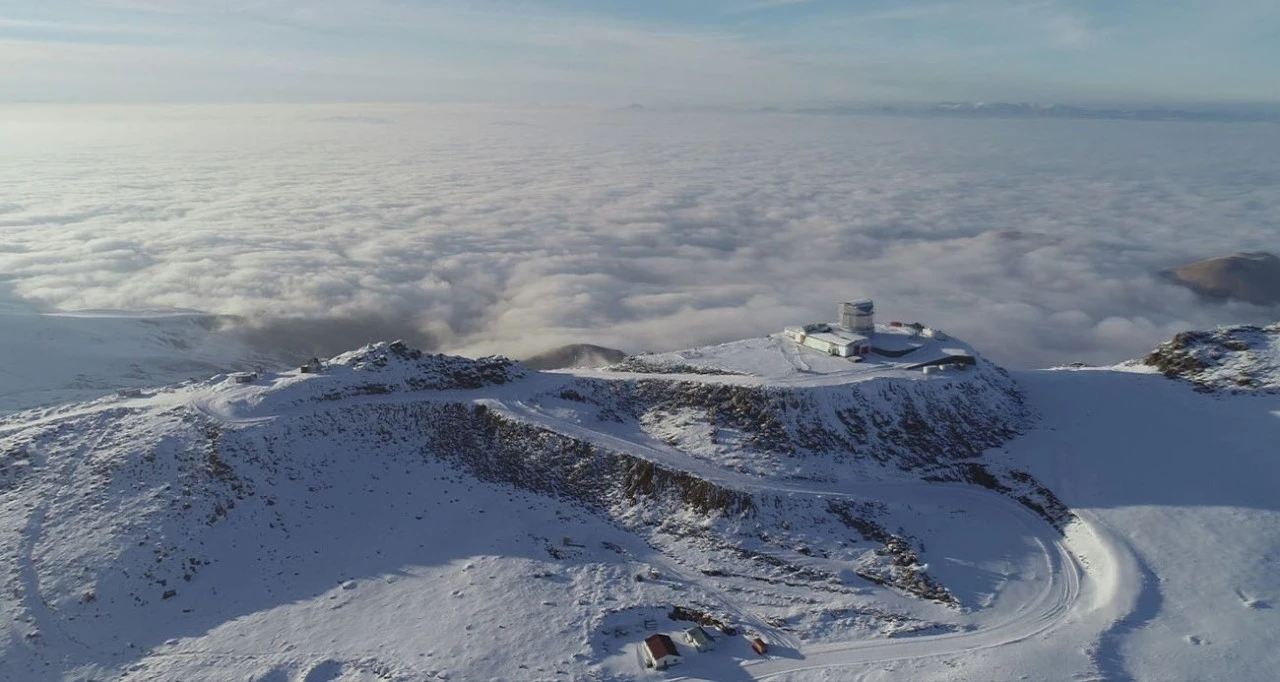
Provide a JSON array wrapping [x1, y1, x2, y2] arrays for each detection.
[[1, 0, 1277, 104]]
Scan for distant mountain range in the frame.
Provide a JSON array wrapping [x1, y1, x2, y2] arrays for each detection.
[[792, 101, 1280, 122]]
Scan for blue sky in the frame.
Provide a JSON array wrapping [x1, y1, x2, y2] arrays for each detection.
[[1, 0, 1277, 104]]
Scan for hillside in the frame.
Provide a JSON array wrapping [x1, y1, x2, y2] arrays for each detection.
[[1, 325, 1278, 681], [1162, 251, 1280, 306], [0, 308, 282, 416]]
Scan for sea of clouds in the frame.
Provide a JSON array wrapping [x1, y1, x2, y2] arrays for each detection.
[[0, 104, 1277, 368]]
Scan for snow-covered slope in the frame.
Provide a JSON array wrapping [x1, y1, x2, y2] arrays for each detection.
[[0, 308, 281, 416], [992, 363, 1280, 682], [1, 325, 1277, 681]]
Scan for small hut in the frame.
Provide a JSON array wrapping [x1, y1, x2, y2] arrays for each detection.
[[751, 637, 768, 656], [299, 358, 324, 374], [683, 626, 713, 652]]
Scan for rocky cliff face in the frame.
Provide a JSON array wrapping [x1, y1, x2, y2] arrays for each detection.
[[320, 400, 954, 601], [555, 360, 1035, 476]]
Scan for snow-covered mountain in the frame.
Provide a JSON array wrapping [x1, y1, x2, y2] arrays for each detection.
[[1162, 252, 1280, 306], [2, 325, 1278, 681]]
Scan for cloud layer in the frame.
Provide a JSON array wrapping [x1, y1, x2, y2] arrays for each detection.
[[1, 104, 1277, 368]]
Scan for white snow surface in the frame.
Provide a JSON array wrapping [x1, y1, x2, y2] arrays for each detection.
[[0, 331, 1277, 681], [0, 307, 278, 416], [600, 328, 971, 385]]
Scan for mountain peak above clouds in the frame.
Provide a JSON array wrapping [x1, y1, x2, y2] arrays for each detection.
[[1163, 251, 1280, 306], [521, 343, 627, 370]]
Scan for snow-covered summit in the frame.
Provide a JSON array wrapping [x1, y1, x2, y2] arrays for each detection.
[[1139, 322, 1280, 391], [0, 331, 1069, 681]]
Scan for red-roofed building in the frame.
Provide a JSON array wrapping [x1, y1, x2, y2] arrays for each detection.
[[642, 633, 682, 669]]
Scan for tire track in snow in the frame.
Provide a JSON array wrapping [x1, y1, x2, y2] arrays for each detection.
[[15, 422, 116, 657], [1073, 511, 1156, 682]]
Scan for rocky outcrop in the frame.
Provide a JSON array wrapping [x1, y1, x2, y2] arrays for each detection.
[[1142, 323, 1280, 392], [315, 341, 523, 401], [411, 402, 756, 518], [558, 360, 1030, 473]]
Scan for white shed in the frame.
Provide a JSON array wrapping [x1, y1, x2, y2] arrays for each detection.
[[684, 626, 714, 652]]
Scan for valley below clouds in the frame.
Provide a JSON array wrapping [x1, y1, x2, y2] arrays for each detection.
[[1, 104, 1277, 368]]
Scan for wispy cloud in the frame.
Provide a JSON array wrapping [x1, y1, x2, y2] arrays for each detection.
[[734, 0, 820, 12], [0, 0, 1274, 103]]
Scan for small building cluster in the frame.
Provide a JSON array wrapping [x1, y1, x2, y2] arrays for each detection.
[[783, 300, 876, 358], [783, 300, 961, 373], [640, 626, 767, 671]]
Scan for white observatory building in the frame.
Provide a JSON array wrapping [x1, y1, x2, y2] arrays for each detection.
[[783, 299, 875, 358]]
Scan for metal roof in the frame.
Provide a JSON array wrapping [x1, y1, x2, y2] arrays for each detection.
[[644, 634, 679, 659]]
